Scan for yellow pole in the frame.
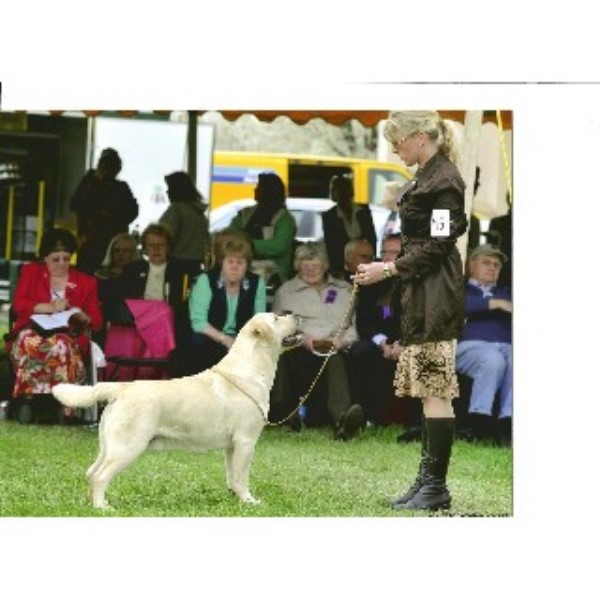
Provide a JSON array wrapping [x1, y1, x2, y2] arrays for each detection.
[[5, 185, 15, 259], [37, 180, 46, 249]]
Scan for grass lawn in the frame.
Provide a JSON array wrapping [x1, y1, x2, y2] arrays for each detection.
[[0, 419, 512, 517]]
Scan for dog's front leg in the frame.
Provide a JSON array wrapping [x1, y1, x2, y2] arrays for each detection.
[[229, 440, 260, 504], [225, 447, 235, 494]]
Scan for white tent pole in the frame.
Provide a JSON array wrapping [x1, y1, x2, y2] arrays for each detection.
[[456, 110, 483, 263]]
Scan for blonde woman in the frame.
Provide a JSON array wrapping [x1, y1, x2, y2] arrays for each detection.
[[355, 111, 468, 511]]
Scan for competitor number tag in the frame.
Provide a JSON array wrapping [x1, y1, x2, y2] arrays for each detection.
[[431, 209, 450, 237]]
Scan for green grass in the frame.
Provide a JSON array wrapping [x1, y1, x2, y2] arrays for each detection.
[[0, 421, 512, 517]]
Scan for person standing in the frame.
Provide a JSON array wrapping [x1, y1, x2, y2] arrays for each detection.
[[159, 171, 210, 278], [231, 172, 296, 288], [322, 174, 377, 278], [355, 110, 468, 511], [70, 148, 139, 275]]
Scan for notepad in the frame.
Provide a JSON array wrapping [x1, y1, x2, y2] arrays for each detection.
[[30, 307, 82, 331]]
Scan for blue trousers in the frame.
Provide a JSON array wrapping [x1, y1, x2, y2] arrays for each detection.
[[456, 340, 512, 419]]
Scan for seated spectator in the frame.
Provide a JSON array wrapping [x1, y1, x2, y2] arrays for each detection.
[[230, 172, 296, 291], [94, 232, 140, 281], [159, 171, 211, 278], [322, 174, 377, 277], [104, 223, 194, 380], [349, 233, 414, 426], [456, 244, 512, 445], [6, 228, 102, 424], [270, 241, 364, 440], [172, 234, 266, 376], [94, 232, 140, 343], [340, 238, 374, 282], [112, 223, 192, 336]]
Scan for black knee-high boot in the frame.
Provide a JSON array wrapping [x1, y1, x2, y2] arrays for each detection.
[[390, 418, 427, 508], [393, 417, 454, 511]]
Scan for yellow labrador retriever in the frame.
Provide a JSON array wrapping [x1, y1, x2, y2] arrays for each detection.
[[53, 313, 302, 509]]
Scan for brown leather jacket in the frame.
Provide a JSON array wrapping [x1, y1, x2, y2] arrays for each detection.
[[393, 152, 468, 346]]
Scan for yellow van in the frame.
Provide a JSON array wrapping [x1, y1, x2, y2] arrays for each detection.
[[210, 151, 412, 209]]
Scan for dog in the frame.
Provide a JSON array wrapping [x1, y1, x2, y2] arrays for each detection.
[[53, 313, 302, 509]]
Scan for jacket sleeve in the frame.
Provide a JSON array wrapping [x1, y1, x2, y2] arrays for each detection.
[[78, 275, 103, 331], [358, 207, 377, 254], [159, 205, 180, 239], [11, 264, 43, 322], [188, 274, 213, 333], [119, 181, 139, 225], [394, 189, 467, 282]]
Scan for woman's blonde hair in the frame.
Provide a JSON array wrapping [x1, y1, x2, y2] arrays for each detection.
[[100, 232, 140, 267], [383, 110, 460, 164]]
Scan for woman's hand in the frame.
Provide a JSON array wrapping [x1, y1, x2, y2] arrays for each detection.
[[68, 311, 92, 334], [301, 333, 315, 352], [489, 298, 512, 313], [220, 334, 235, 350], [384, 341, 402, 361], [354, 261, 393, 286], [51, 298, 68, 313]]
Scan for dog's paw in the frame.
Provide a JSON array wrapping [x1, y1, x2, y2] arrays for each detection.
[[240, 493, 261, 505]]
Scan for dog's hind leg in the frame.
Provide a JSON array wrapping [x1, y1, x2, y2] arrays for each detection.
[[86, 416, 108, 481], [229, 439, 260, 504], [89, 440, 150, 509]]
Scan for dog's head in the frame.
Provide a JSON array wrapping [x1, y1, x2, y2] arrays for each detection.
[[243, 313, 303, 350]]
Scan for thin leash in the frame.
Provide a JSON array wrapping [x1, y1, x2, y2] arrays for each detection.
[[213, 279, 360, 426], [267, 278, 360, 427]]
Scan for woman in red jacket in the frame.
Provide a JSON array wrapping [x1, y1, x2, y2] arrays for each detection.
[[8, 228, 103, 423]]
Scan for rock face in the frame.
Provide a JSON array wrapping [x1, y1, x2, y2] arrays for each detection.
[[202, 112, 377, 158]]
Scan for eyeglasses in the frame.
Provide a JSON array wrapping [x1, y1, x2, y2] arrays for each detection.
[[47, 254, 71, 264]]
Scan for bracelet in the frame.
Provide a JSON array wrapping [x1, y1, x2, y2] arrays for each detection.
[[382, 262, 394, 278]]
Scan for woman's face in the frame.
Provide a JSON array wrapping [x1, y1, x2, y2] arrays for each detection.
[[391, 133, 421, 167], [144, 233, 169, 265], [299, 258, 326, 286], [221, 254, 248, 283], [112, 240, 136, 268], [45, 251, 71, 277]]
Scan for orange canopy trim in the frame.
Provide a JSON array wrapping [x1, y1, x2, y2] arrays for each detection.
[[22, 109, 512, 129], [212, 110, 512, 129]]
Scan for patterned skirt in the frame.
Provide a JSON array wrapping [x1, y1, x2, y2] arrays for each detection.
[[9, 328, 86, 396], [393, 340, 459, 401]]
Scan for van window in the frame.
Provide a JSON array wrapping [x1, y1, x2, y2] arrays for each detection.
[[369, 168, 410, 206], [288, 163, 351, 198]]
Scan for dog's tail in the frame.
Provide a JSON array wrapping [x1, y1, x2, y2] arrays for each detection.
[[52, 382, 123, 408]]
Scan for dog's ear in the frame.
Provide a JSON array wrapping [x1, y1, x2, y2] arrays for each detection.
[[251, 320, 275, 343]]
